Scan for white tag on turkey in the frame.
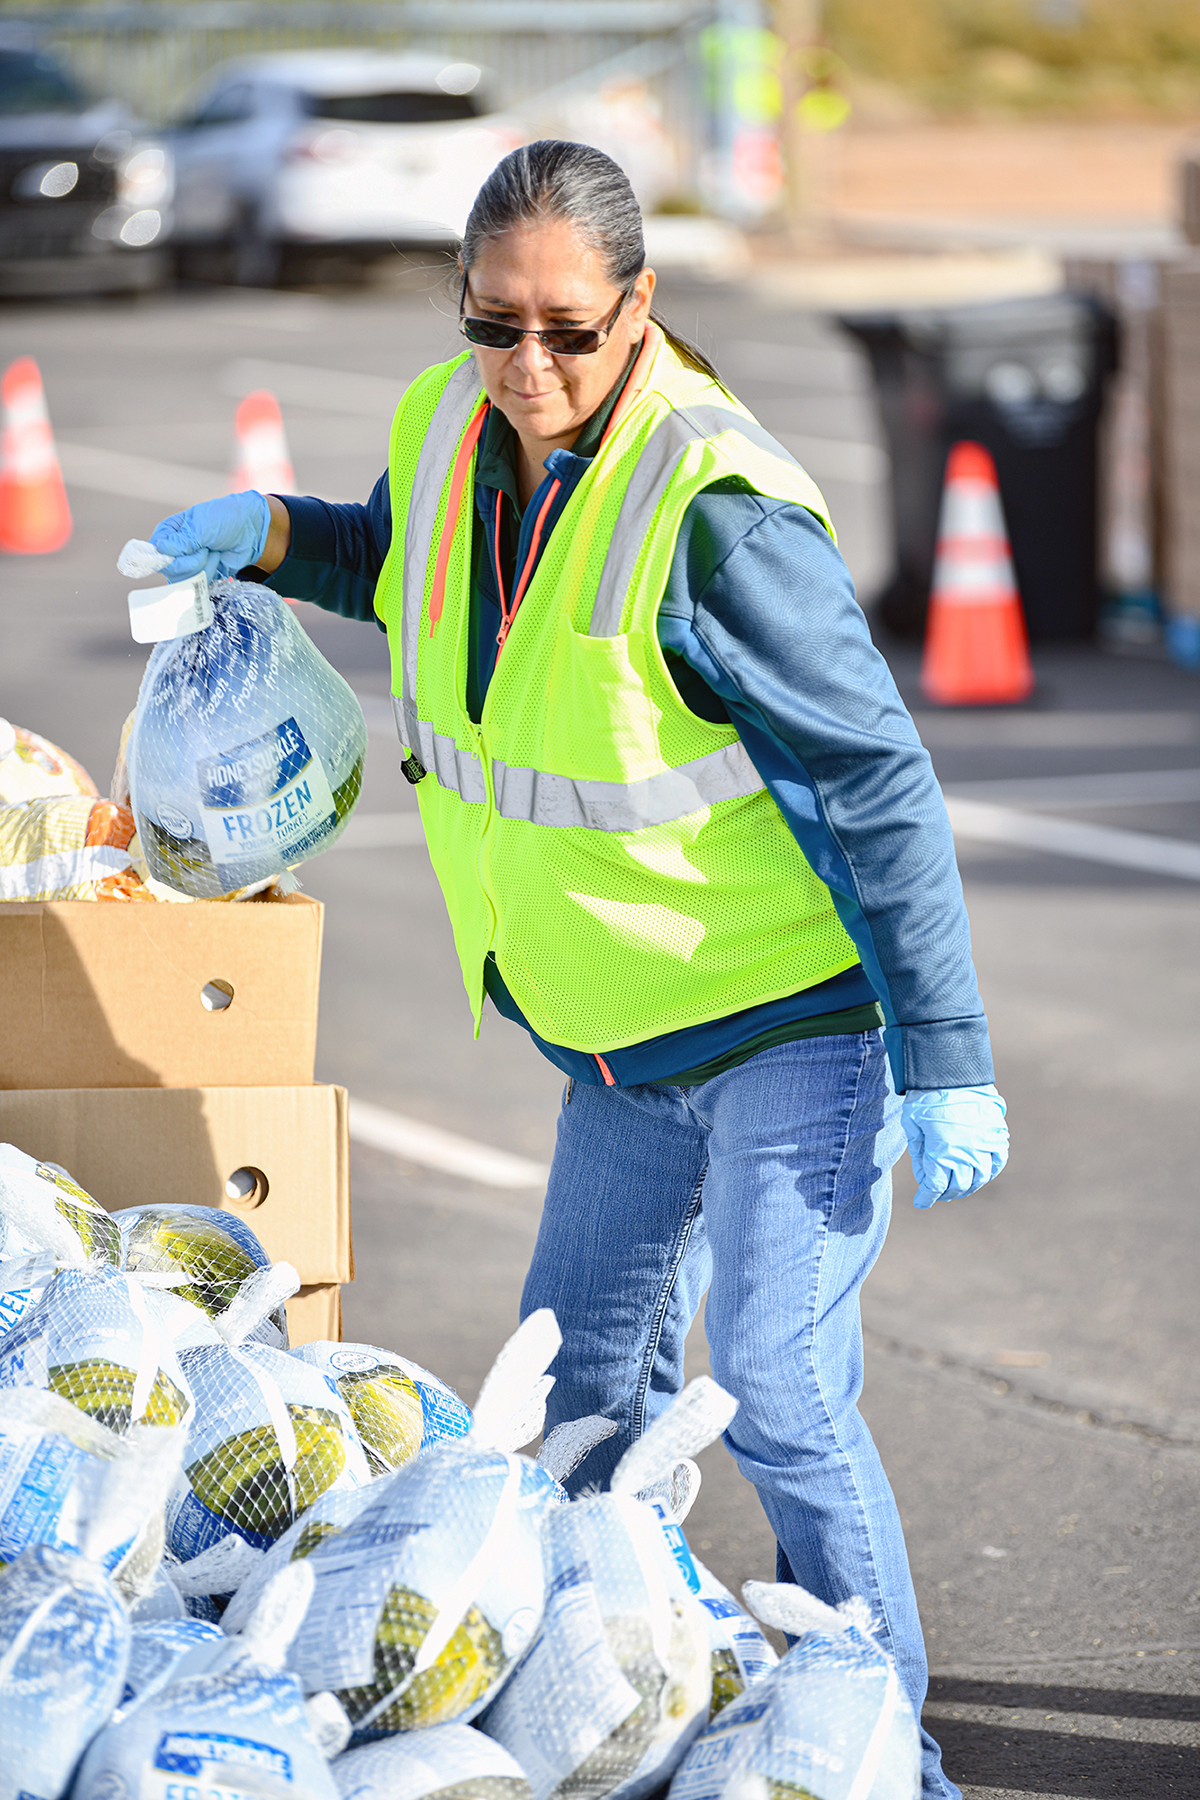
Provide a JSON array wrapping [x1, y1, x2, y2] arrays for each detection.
[[128, 574, 214, 645]]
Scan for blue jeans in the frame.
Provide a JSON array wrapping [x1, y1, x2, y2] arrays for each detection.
[[520, 1030, 957, 1800]]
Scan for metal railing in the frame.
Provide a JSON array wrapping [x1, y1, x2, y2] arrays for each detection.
[[4, 1, 785, 216], [5, 2, 709, 123]]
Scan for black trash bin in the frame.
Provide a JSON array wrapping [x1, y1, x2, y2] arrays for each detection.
[[839, 293, 1117, 642]]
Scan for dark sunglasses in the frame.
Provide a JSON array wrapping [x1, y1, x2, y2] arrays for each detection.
[[459, 274, 632, 356]]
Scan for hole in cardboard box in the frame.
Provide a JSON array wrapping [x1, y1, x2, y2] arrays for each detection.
[[225, 1165, 269, 1207], [201, 979, 235, 1012]]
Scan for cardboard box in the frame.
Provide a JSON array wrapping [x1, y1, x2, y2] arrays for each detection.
[[0, 1085, 352, 1283], [287, 1283, 342, 1346], [0, 892, 323, 1090]]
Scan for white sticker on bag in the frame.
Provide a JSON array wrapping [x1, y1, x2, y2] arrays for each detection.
[[196, 716, 336, 873], [141, 1728, 293, 1800]]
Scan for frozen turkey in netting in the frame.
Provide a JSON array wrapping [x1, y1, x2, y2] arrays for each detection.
[[479, 1378, 738, 1800], [0, 1389, 183, 1598], [0, 1416, 186, 1800], [127, 577, 367, 897], [285, 1311, 564, 1744], [0, 1265, 193, 1438], [1, 1143, 122, 1339], [0, 1543, 131, 1800], [116, 1203, 290, 1348], [291, 1341, 472, 1476], [667, 1582, 921, 1800], [166, 1338, 371, 1561], [74, 1563, 340, 1800]]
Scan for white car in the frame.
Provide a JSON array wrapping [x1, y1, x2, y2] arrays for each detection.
[[169, 49, 524, 284]]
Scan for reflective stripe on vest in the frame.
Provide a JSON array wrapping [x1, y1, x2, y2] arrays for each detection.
[[393, 696, 763, 828], [588, 404, 807, 636], [399, 361, 486, 727], [391, 696, 487, 805], [492, 739, 764, 832]]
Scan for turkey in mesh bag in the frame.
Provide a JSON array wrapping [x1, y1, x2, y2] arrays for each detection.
[[629, 1457, 777, 1723], [291, 1342, 473, 1475], [0, 1264, 193, 1436], [332, 1720, 534, 1800], [668, 1583, 920, 1800], [116, 1202, 290, 1348], [216, 1396, 597, 1648], [166, 1267, 371, 1562], [0, 1390, 183, 1603], [220, 1405, 613, 1641], [0, 716, 97, 803], [479, 1378, 735, 1800], [127, 575, 366, 898], [73, 1561, 343, 1800], [285, 1310, 566, 1743], [0, 1420, 185, 1800], [0, 1144, 121, 1336]]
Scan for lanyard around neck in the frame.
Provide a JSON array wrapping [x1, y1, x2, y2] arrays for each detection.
[[492, 477, 562, 655], [427, 356, 652, 653], [490, 355, 648, 658]]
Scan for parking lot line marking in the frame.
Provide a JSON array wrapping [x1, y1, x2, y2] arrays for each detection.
[[946, 796, 1200, 881], [57, 441, 228, 507], [221, 357, 411, 418], [333, 813, 424, 849], [944, 767, 1200, 808], [347, 1097, 549, 1190], [917, 710, 1200, 749]]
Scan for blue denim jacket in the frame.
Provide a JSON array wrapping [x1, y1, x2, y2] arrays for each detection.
[[268, 418, 991, 1094]]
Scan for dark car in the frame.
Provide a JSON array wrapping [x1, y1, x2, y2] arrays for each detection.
[[0, 42, 173, 296]]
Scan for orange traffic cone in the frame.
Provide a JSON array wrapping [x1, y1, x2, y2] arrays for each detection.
[[921, 440, 1033, 706], [0, 357, 72, 554], [231, 389, 294, 492]]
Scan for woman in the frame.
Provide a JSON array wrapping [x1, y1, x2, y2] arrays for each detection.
[[148, 141, 1007, 1800]]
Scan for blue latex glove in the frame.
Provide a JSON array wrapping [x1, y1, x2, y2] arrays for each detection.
[[149, 492, 271, 583], [901, 1084, 1008, 1209]]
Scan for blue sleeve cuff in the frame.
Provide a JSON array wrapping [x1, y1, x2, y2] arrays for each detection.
[[264, 476, 391, 627], [890, 1017, 995, 1094]]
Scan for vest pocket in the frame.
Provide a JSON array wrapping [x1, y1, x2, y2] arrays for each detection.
[[539, 618, 663, 783]]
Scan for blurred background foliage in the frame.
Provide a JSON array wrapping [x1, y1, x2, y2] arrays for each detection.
[[818, 0, 1200, 121]]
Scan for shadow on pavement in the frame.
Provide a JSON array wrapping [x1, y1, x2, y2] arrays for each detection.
[[931, 1675, 1200, 1720], [942, 1728, 1196, 1794], [930, 1674, 1200, 1795]]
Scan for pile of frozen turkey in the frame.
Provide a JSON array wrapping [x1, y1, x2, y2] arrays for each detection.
[[0, 1144, 919, 1800]]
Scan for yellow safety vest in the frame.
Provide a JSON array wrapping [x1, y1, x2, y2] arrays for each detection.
[[374, 329, 859, 1050]]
